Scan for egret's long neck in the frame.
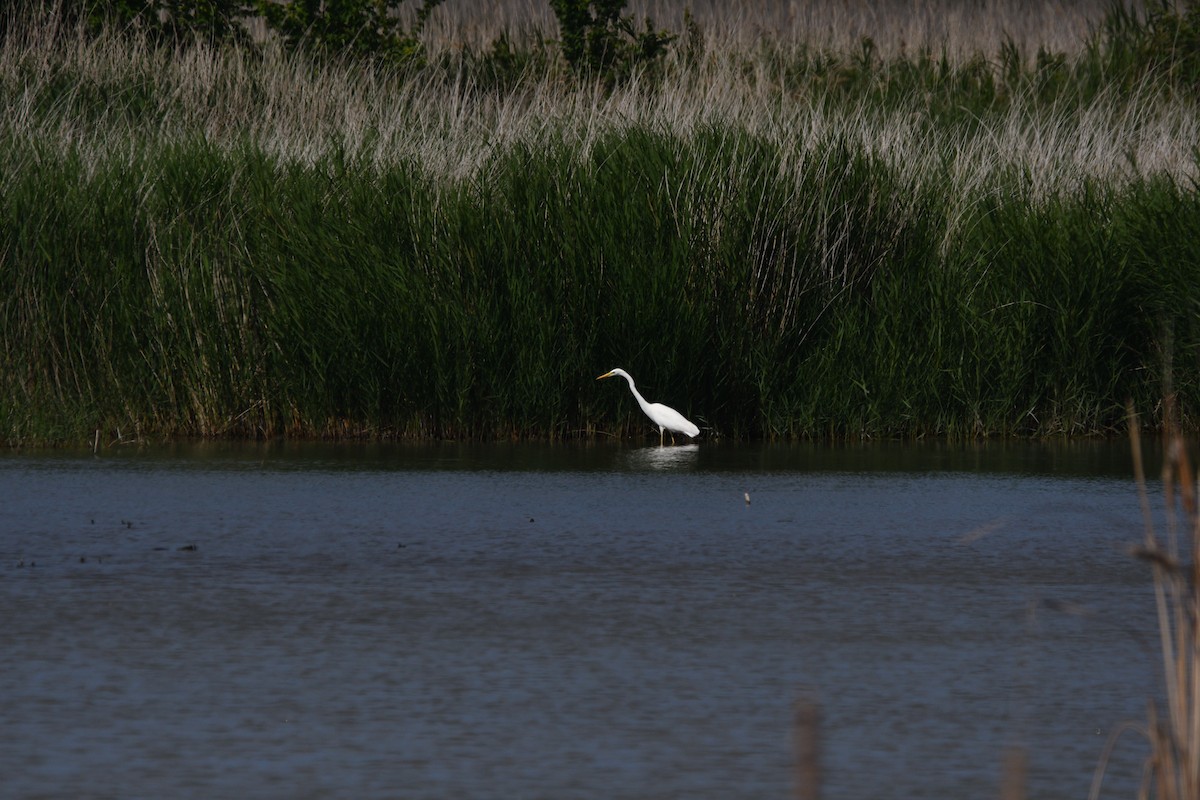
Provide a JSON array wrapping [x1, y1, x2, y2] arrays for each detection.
[[621, 373, 653, 417]]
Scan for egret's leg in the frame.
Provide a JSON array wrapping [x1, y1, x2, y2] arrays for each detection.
[[659, 427, 665, 447]]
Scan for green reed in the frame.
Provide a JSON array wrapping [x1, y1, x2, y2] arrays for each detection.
[[5, 126, 1198, 442], [2, 5, 1199, 443]]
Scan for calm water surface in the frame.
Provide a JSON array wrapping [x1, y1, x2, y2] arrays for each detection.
[[0, 441, 1165, 798]]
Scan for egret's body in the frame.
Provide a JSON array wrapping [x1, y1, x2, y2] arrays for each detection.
[[596, 368, 699, 446]]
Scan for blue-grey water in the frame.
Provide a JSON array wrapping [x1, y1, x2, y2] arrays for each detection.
[[0, 440, 1166, 798]]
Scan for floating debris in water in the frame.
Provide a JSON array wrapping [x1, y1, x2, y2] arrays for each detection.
[[744, 492, 751, 505], [178, 543, 198, 552], [959, 519, 1005, 544]]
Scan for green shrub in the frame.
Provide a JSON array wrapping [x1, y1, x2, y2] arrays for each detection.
[[1091, 0, 1200, 94], [257, 0, 445, 64], [548, 0, 675, 84]]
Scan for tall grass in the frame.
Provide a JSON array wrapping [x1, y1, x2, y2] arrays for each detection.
[[2, 3, 1199, 442]]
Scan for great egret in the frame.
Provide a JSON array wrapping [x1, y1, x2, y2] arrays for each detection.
[[596, 368, 700, 446]]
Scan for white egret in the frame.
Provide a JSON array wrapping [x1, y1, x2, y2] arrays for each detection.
[[596, 368, 700, 446]]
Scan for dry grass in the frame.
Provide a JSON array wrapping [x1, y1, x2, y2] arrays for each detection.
[[3, 3, 1194, 193], [421, 0, 1132, 61], [1118, 398, 1200, 798]]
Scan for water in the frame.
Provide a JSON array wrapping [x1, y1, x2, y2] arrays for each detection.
[[0, 440, 1164, 799]]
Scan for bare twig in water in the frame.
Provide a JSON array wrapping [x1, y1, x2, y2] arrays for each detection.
[[1000, 745, 1027, 800], [793, 693, 822, 800]]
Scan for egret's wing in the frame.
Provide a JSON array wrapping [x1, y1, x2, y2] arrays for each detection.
[[649, 403, 700, 438]]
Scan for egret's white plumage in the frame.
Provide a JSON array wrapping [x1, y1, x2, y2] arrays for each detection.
[[596, 368, 700, 446]]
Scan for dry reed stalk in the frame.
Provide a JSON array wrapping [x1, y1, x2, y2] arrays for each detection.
[[1000, 745, 1028, 800], [1126, 396, 1200, 799], [792, 694, 822, 800]]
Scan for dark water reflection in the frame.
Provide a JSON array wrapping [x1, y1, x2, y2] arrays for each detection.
[[0, 440, 1164, 798]]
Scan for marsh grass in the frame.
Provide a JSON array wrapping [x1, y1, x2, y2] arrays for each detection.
[[2, 3, 1200, 442]]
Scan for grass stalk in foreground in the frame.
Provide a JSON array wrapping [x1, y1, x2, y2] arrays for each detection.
[[1110, 399, 1200, 798]]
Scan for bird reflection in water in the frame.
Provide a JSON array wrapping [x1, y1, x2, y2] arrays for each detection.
[[625, 443, 700, 471]]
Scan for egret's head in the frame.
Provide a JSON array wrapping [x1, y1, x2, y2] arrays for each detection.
[[596, 368, 626, 381]]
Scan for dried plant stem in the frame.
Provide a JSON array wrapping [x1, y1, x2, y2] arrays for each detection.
[[1127, 397, 1200, 798]]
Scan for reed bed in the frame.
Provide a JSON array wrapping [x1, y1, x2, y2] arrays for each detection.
[[1, 2, 1199, 442]]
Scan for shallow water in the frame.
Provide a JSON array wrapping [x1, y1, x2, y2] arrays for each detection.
[[0, 440, 1164, 798]]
